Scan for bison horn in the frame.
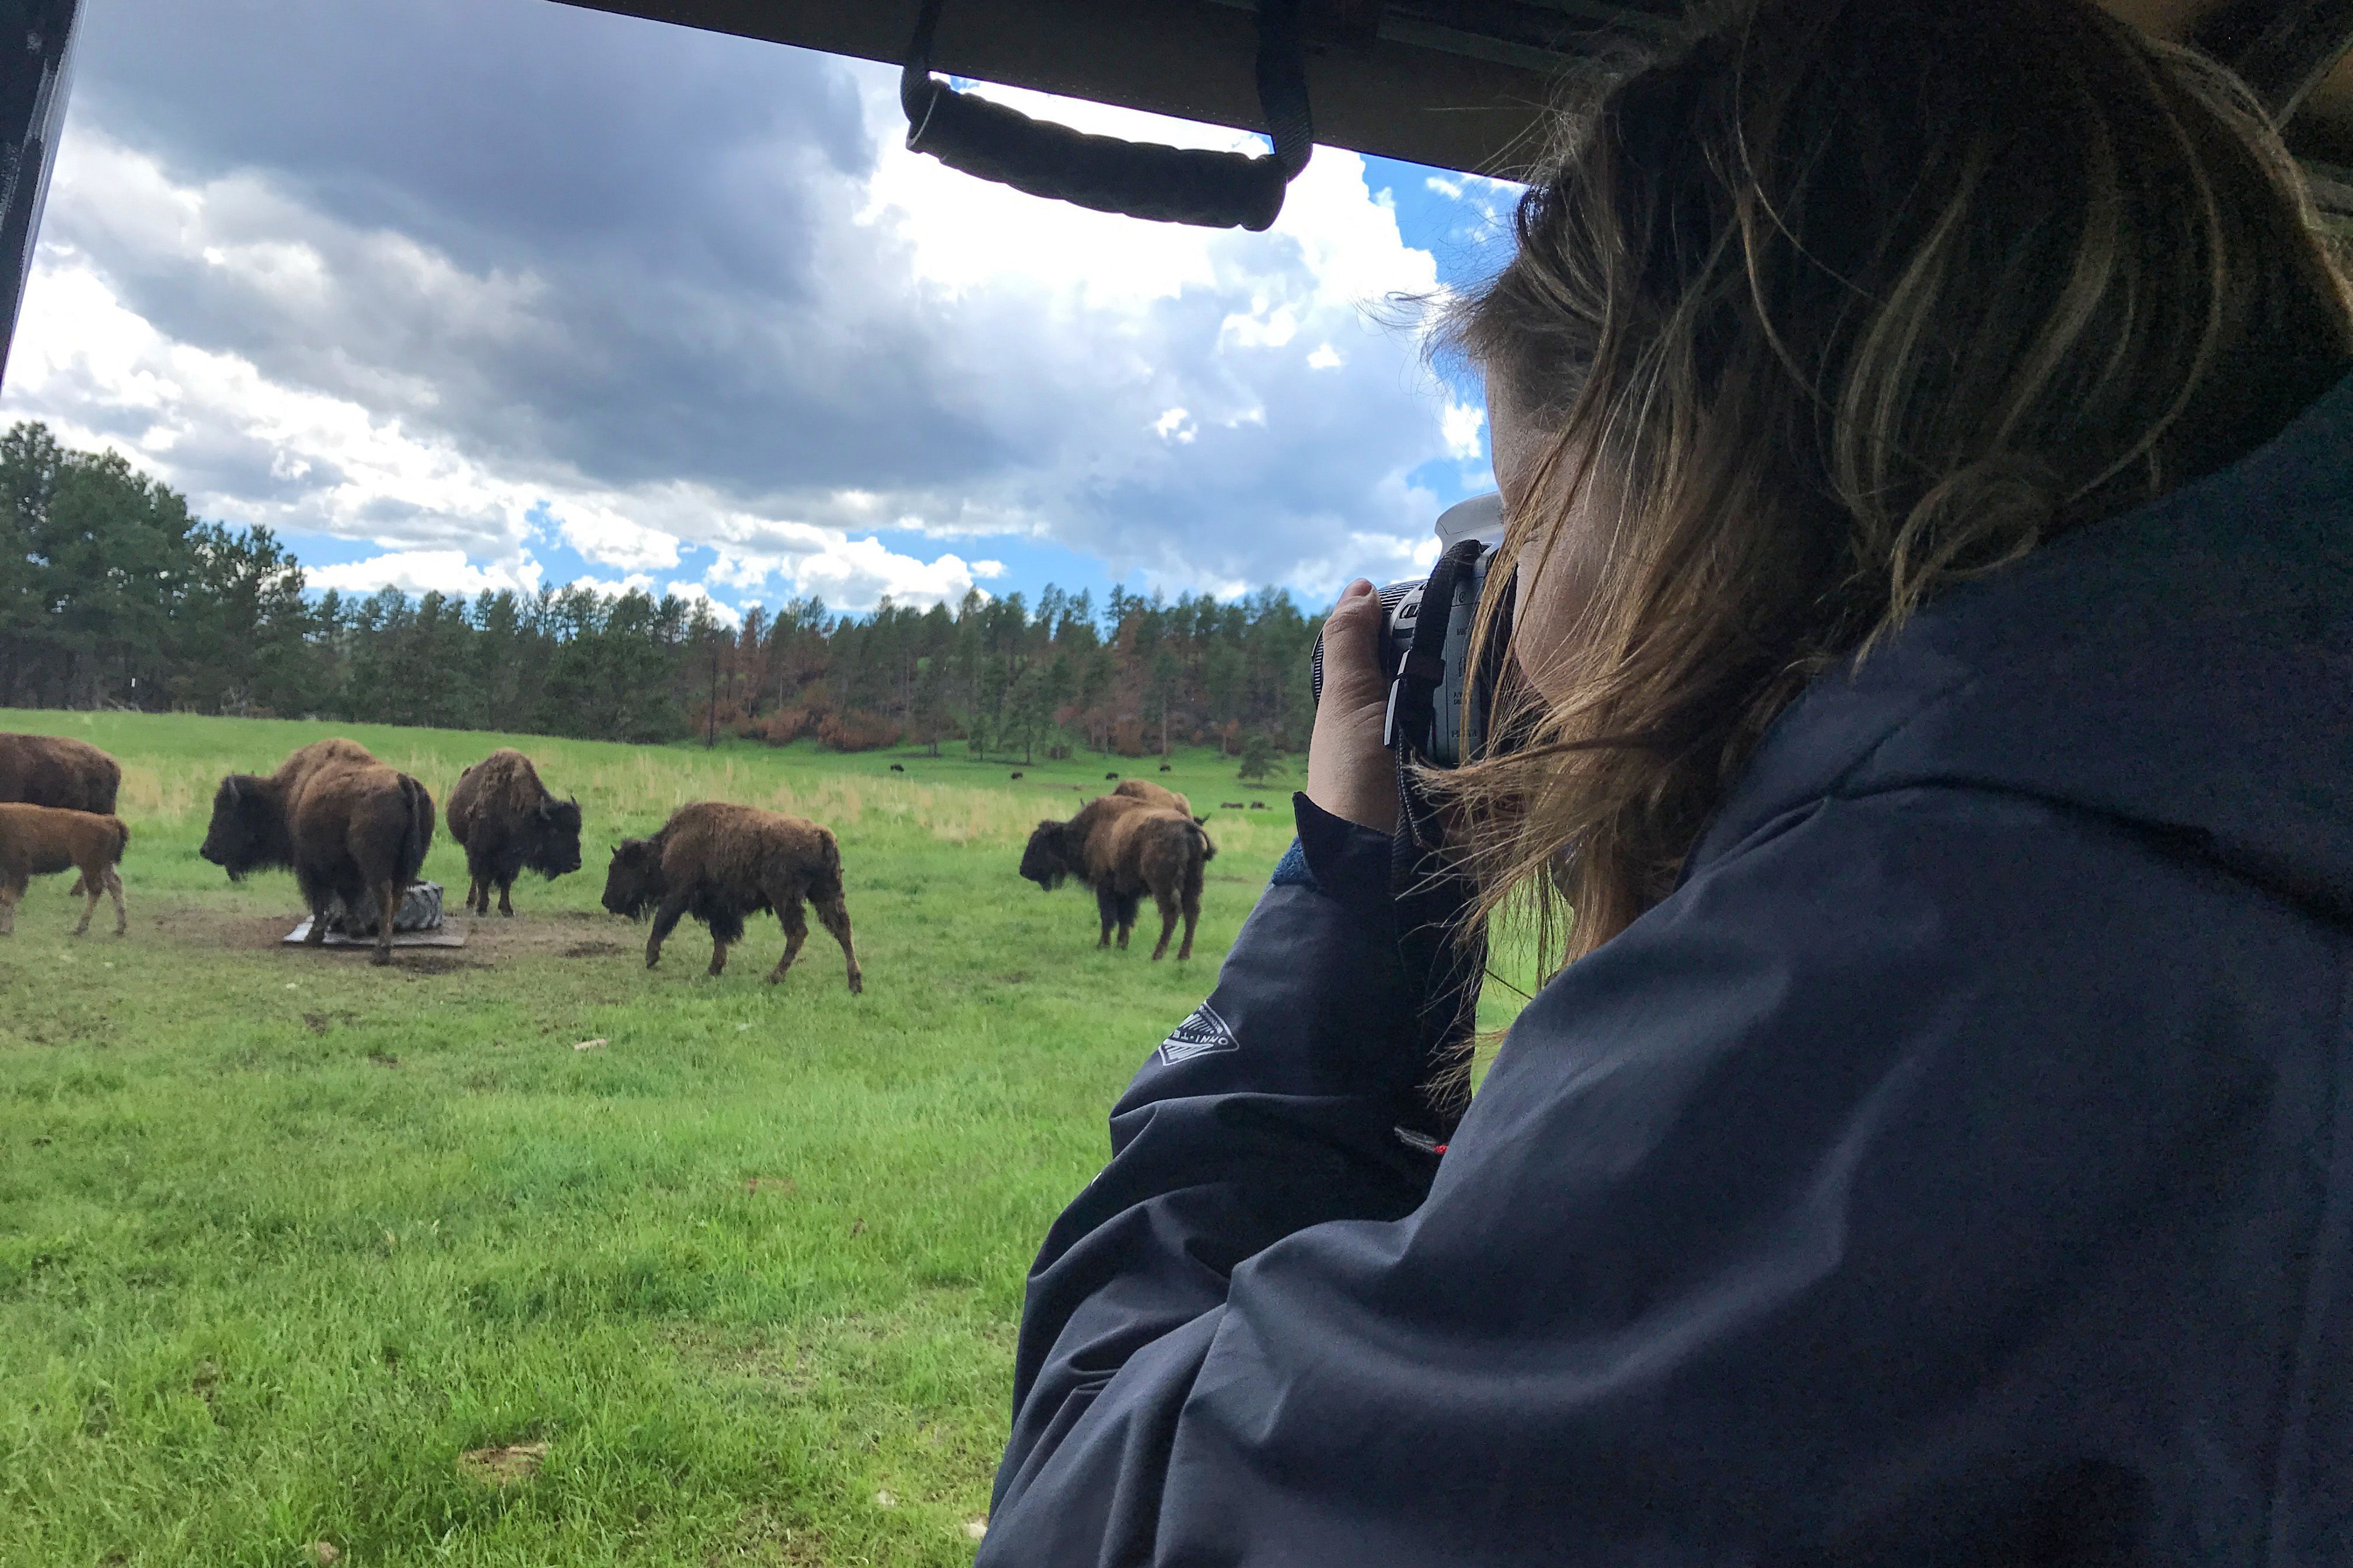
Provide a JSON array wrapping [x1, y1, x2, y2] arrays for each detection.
[[224, 777, 240, 804]]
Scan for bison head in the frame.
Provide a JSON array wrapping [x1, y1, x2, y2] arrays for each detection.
[[198, 774, 289, 879], [602, 837, 664, 919], [1018, 820, 1076, 890], [526, 795, 585, 879]]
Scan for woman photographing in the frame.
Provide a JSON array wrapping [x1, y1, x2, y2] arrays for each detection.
[[981, 0, 2352, 1560]]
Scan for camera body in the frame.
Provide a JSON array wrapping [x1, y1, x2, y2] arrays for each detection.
[[1311, 493, 1511, 769]]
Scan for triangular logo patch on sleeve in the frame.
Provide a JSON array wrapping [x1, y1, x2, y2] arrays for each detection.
[[1157, 1003, 1239, 1066]]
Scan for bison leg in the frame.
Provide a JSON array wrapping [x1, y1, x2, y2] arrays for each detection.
[[1148, 885, 1180, 961], [1178, 865, 1202, 962], [766, 898, 809, 985], [1115, 891, 1141, 950], [72, 867, 103, 937], [497, 875, 515, 917], [106, 868, 127, 938], [812, 893, 862, 994], [1094, 887, 1118, 948], [707, 932, 729, 977], [646, 893, 690, 970], [372, 882, 399, 967]]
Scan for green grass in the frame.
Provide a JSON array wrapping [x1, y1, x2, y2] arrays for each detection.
[[0, 711, 1524, 1566]]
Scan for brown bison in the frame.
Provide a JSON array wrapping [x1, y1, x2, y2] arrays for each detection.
[[199, 738, 435, 966], [1113, 777, 1198, 818], [602, 801, 863, 991], [0, 803, 128, 937], [0, 731, 121, 813], [444, 749, 582, 916], [1, 732, 123, 896], [1020, 792, 1213, 961]]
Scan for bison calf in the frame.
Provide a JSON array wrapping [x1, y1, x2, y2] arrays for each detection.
[[200, 739, 434, 966], [445, 749, 581, 916], [0, 803, 128, 937], [602, 801, 863, 991], [1020, 792, 1212, 961]]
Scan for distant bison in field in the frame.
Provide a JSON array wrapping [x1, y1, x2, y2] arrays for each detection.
[[889, 763, 905, 773], [1105, 771, 1119, 781], [1249, 801, 1268, 810], [444, 749, 581, 917], [200, 738, 434, 966], [0, 803, 127, 937], [1020, 792, 1213, 961], [1010, 771, 1023, 780], [602, 801, 863, 991], [1219, 801, 1245, 811], [1158, 763, 1173, 773]]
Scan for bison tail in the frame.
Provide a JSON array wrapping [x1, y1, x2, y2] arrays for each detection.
[[1189, 821, 1217, 864], [111, 818, 130, 863], [815, 827, 846, 898], [396, 775, 434, 883]]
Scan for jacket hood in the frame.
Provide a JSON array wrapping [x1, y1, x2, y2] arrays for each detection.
[[1694, 369, 2353, 920]]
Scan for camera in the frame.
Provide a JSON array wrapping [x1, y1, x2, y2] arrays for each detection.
[[1311, 493, 1513, 769]]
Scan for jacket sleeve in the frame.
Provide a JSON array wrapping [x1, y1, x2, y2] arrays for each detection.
[[979, 785, 2320, 1566], [983, 792, 1468, 1548]]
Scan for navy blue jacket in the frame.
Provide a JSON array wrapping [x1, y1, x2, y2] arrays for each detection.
[[979, 373, 2353, 1567]]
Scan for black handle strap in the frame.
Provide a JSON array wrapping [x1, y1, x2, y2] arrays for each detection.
[[900, 0, 1312, 232]]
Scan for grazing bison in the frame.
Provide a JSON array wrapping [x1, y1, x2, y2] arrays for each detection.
[[200, 739, 434, 966], [1020, 792, 1213, 961], [889, 763, 905, 773], [0, 803, 127, 937], [602, 801, 863, 991], [444, 749, 581, 916]]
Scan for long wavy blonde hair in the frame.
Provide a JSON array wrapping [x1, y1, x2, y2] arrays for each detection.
[[1440, 0, 2352, 973]]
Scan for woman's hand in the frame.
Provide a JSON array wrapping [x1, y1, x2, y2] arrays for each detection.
[[1306, 579, 1398, 835]]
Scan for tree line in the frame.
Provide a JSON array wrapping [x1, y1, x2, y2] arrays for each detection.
[[0, 421, 1325, 763]]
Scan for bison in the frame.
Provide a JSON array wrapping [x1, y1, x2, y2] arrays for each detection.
[[1113, 777, 1197, 818], [444, 749, 581, 916], [0, 731, 121, 813], [602, 801, 863, 991], [0, 803, 127, 937], [1, 732, 123, 898], [1020, 792, 1213, 961], [200, 739, 434, 966]]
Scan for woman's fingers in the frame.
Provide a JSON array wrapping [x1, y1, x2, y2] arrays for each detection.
[[1307, 580, 1399, 834]]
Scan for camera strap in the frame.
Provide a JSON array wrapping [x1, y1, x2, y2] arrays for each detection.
[[1383, 539, 1484, 753]]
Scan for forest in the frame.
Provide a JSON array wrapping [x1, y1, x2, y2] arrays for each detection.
[[0, 422, 1325, 762]]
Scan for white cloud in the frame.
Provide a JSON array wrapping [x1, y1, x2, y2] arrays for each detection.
[[308, 547, 540, 598], [1307, 343, 1343, 370], [1442, 399, 1488, 462]]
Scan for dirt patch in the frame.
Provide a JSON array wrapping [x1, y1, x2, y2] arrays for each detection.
[[458, 1441, 547, 1485], [145, 900, 638, 963], [399, 955, 486, 977]]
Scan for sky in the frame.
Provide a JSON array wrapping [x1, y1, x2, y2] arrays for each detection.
[[0, 0, 1523, 623]]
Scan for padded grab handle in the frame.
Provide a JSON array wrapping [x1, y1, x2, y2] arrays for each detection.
[[900, 0, 1311, 233]]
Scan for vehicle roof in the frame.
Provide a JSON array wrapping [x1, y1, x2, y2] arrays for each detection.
[[558, 0, 2352, 217]]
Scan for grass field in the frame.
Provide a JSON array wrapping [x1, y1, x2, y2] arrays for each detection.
[[0, 710, 1524, 1567]]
